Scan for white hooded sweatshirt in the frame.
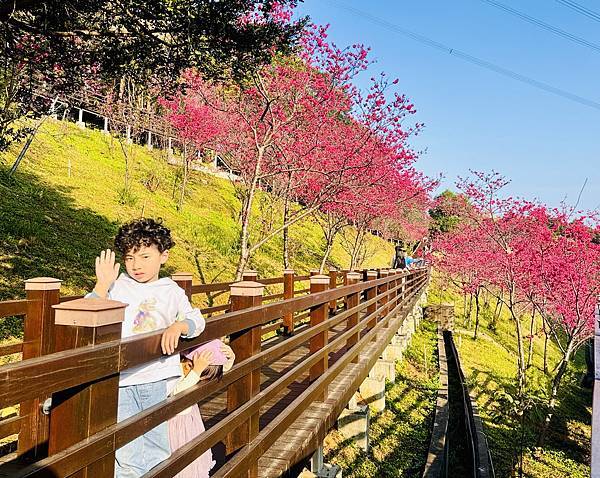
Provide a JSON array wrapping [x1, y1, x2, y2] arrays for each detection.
[[102, 273, 205, 387]]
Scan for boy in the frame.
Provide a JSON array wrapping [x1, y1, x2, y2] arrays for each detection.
[[88, 218, 205, 478]]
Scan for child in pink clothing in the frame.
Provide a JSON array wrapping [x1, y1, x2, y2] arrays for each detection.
[[168, 340, 235, 478]]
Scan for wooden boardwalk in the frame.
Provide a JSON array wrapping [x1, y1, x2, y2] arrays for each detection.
[[0, 268, 428, 478], [201, 307, 415, 478]]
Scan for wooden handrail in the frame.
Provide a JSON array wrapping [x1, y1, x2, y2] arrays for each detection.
[[0, 299, 30, 318], [150, 287, 414, 478], [0, 342, 24, 356], [214, 277, 427, 477], [58, 295, 83, 303], [0, 273, 419, 409], [200, 303, 229, 315], [0, 415, 24, 441]]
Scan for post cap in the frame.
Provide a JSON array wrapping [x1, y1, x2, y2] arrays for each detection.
[[171, 272, 193, 281], [25, 277, 62, 291], [53, 298, 127, 327], [366, 271, 378, 278], [380, 270, 390, 277], [283, 269, 295, 274], [346, 272, 362, 281], [310, 274, 330, 285], [230, 281, 264, 296]]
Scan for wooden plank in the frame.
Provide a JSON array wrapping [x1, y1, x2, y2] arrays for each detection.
[[263, 293, 284, 302], [0, 300, 29, 318], [0, 415, 23, 440], [191, 282, 231, 294], [0, 342, 23, 356], [200, 303, 229, 315], [58, 295, 84, 304], [258, 278, 284, 286]]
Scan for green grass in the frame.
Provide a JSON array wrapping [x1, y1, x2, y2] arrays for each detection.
[[0, 119, 394, 314], [324, 319, 439, 477], [428, 275, 591, 478]]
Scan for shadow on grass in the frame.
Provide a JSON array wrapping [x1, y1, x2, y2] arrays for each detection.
[[466, 351, 591, 477], [323, 321, 439, 478], [0, 166, 180, 337], [0, 167, 121, 301]]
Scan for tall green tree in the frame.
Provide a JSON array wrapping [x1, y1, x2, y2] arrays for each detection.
[[0, 0, 305, 150]]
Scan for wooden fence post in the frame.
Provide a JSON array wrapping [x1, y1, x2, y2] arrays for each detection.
[[365, 271, 378, 339], [309, 275, 329, 402], [341, 269, 350, 285], [172, 272, 193, 301], [379, 270, 390, 326], [242, 270, 258, 282], [48, 297, 126, 476], [345, 272, 361, 364], [328, 269, 338, 313], [226, 280, 264, 476], [389, 269, 399, 312], [283, 269, 295, 335], [18, 277, 62, 461]]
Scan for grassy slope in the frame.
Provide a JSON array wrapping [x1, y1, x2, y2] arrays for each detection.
[[429, 276, 591, 478], [323, 319, 439, 477], [0, 119, 393, 311]]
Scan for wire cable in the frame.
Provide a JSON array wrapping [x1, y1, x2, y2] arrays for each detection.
[[324, 0, 600, 112], [479, 0, 600, 53], [555, 0, 600, 23]]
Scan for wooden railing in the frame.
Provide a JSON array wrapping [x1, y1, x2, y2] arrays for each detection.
[[0, 267, 428, 477]]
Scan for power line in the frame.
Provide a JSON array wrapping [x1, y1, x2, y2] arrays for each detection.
[[555, 0, 600, 23], [479, 0, 600, 53], [324, 1, 600, 112]]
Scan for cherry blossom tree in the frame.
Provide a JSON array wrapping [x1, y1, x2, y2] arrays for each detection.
[[433, 171, 600, 445], [164, 22, 431, 279]]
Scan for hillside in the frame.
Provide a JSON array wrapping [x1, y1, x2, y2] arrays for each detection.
[[429, 277, 591, 478], [0, 120, 394, 309]]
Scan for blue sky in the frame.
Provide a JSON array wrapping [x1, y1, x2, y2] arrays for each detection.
[[295, 0, 600, 210]]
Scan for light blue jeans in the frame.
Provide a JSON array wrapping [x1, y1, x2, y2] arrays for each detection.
[[115, 381, 171, 478]]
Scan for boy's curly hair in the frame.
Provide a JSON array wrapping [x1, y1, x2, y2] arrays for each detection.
[[114, 218, 175, 255]]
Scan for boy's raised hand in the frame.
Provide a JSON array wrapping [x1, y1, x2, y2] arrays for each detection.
[[94, 249, 120, 298]]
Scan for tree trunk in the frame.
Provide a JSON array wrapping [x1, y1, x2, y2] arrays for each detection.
[[526, 309, 536, 369], [542, 319, 549, 374], [473, 288, 481, 340], [466, 293, 473, 327], [178, 150, 189, 211], [490, 293, 503, 331], [537, 342, 574, 446], [282, 196, 290, 269], [349, 228, 366, 270], [319, 239, 334, 273], [511, 309, 526, 395], [234, 148, 263, 280], [235, 191, 255, 280]]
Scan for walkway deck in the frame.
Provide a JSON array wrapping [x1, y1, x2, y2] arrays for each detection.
[[201, 306, 415, 478]]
